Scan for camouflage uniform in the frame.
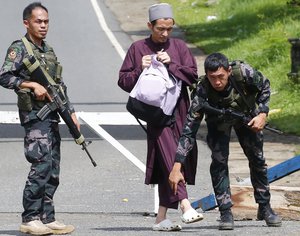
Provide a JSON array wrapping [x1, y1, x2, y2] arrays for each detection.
[[0, 34, 74, 223], [175, 62, 271, 211]]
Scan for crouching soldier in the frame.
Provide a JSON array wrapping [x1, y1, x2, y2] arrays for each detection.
[[169, 52, 282, 230]]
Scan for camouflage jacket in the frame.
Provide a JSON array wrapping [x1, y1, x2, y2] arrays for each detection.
[[0, 34, 74, 125], [175, 62, 271, 164]]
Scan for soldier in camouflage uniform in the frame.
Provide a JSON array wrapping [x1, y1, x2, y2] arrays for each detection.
[[168, 52, 282, 230], [0, 2, 77, 235]]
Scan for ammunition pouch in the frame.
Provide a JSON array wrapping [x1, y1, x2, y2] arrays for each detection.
[[55, 63, 63, 82], [32, 100, 48, 110], [17, 88, 32, 111], [16, 88, 47, 111]]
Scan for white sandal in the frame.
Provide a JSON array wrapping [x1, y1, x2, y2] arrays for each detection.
[[152, 219, 182, 231], [181, 208, 204, 224]]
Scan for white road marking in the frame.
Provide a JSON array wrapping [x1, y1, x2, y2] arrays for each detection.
[[90, 0, 126, 60], [0, 111, 145, 125], [79, 112, 146, 173], [89, 1, 149, 176]]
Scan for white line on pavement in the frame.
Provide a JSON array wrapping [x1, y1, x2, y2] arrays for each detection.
[[0, 111, 145, 125], [79, 112, 146, 173], [90, 0, 126, 60]]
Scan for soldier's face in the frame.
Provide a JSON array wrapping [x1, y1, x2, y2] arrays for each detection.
[[148, 18, 174, 43], [207, 66, 232, 92], [24, 7, 49, 44]]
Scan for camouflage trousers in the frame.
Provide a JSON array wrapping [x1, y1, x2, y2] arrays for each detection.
[[206, 121, 270, 211], [22, 119, 61, 223]]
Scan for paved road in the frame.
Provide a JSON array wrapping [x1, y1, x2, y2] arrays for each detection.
[[0, 0, 299, 235]]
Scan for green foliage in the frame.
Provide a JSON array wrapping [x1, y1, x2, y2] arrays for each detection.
[[163, 0, 300, 135], [287, 0, 300, 6]]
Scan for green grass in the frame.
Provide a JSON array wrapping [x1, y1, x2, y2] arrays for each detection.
[[163, 0, 300, 135]]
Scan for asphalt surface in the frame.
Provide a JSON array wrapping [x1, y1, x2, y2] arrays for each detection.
[[0, 0, 299, 235]]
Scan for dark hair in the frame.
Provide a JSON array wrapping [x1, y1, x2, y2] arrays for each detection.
[[150, 18, 175, 26], [23, 2, 48, 20], [204, 52, 230, 73]]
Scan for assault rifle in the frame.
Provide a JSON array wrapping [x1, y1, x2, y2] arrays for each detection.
[[202, 102, 283, 134], [22, 55, 97, 167]]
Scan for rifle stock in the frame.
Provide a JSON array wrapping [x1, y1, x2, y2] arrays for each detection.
[[23, 56, 97, 167]]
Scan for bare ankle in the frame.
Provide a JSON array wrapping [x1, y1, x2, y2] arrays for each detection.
[[155, 206, 168, 224], [155, 217, 166, 224], [180, 199, 192, 213]]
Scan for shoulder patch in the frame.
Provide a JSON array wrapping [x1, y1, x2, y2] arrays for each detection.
[[7, 44, 22, 62], [8, 48, 17, 61], [2, 42, 24, 72]]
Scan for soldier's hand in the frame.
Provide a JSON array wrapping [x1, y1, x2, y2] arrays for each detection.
[[20, 81, 52, 101], [247, 113, 267, 132], [169, 163, 185, 195], [142, 55, 152, 69], [32, 82, 52, 101], [71, 113, 80, 131]]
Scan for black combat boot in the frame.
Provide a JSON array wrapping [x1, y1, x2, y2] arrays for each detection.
[[219, 209, 234, 230], [257, 203, 282, 227]]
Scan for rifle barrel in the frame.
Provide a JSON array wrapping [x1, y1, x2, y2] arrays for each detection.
[[264, 125, 283, 135], [82, 142, 97, 167]]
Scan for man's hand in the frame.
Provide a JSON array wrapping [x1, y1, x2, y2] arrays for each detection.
[[71, 113, 80, 131], [157, 50, 171, 64], [247, 113, 267, 132], [32, 83, 52, 101], [169, 162, 185, 195], [20, 81, 52, 101], [142, 55, 152, 69]]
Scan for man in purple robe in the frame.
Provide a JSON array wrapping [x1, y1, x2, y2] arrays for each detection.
[[118, 3, 202, 231]]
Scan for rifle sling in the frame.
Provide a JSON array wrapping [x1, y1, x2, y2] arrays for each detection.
[[21, 37, 57, 86], [21, 37, 66, 98], [229, 74, 253, 114]]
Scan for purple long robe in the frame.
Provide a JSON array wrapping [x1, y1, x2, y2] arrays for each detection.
[[118, 36, 198, 208]]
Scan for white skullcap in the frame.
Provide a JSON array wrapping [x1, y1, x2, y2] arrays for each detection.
[[148, 3, 173, 22]]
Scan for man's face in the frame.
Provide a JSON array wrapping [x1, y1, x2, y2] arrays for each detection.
[[24, 7, 49, 44], [207, 66, 232, 92], [148, 18, 174, 43]]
